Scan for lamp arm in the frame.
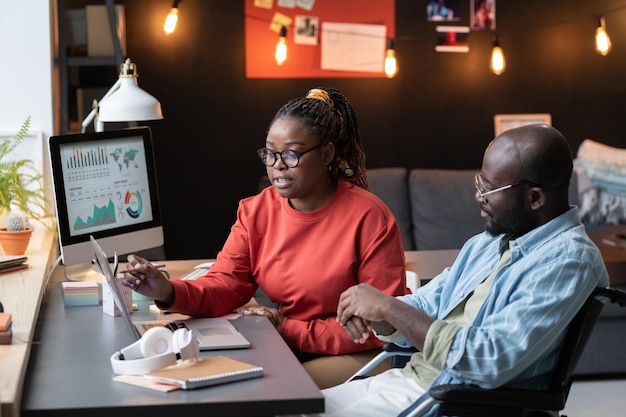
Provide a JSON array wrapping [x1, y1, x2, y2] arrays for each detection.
[[80, 79, 122, 132]]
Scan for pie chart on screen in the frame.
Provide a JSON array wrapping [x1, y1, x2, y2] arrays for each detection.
[[125, 190, 143, 219]]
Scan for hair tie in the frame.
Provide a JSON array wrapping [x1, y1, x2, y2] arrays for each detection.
[[306, 88, 333, 107], [339, 160, 354, 177]]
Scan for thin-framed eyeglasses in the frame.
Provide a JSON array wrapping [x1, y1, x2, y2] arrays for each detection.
[[474, 173, 538, 198], [257, 143, 324, 168]]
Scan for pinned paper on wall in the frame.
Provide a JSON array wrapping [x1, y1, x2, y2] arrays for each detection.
[[296, 0, 316, 11], [245, 0, 395, 78], [295, 15, 319, 45], [270, 12, 292, 33], [321, 22, 386, 73], [254, 0, 273, 9]]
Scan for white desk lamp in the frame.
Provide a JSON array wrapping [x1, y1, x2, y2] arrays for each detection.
[[81, 58, 163, 133]]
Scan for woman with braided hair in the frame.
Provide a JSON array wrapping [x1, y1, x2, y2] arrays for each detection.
[[122, 87, 406, 388]]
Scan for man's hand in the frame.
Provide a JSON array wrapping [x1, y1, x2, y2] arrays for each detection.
[[337, 284, 395, 343]]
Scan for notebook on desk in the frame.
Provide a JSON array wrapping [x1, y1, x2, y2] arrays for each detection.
[[90, 236, 251, 351]]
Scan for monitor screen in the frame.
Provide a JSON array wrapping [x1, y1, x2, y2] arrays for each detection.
[[48, 127, 164, 266]]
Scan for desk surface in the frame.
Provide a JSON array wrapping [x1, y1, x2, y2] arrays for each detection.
[[7, 249, 462, 417], [587, 224, 626, 285], [0, 225, 58, 417], [20, 260, 324, 417]]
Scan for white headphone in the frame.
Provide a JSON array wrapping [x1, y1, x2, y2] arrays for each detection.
[[110, 326, 200, 375]]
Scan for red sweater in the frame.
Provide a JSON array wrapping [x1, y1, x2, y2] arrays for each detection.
[[167, 180, 406, 355]]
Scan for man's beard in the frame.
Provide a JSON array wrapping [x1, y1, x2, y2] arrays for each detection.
[[484, 196, 536, 239]]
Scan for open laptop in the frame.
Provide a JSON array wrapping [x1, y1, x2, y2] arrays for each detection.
[[90, 235, 251, 350]]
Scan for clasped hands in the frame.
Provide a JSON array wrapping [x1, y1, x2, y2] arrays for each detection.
[[337, 284, 394, 344]]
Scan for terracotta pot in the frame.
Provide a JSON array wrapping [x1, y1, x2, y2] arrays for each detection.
[[0, 228, 33, 255]]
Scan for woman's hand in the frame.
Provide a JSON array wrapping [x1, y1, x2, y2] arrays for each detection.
[[120, 254, 175, 306], [340, 316, 372, 344], [237, 306, 284, 331]]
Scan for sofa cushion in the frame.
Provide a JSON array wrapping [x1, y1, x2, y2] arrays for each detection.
[[409, 169, 485, 250], [367, 167, 414, 250]]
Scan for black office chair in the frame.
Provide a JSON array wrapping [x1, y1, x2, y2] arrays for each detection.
[[349, 287, 626, 417]]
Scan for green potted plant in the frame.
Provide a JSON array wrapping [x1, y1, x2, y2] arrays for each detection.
[[0, 116, 50, 254]]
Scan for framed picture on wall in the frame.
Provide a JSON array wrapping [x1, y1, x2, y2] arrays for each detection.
[[494, 113, 552, 137], [427, 0, 460, 21], [471, 0, 496, 31]]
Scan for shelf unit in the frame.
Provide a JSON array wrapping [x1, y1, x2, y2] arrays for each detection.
[[57, 0, 124, 134]]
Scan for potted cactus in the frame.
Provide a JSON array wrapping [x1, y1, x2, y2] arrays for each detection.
[[0, 212, 33, 255]]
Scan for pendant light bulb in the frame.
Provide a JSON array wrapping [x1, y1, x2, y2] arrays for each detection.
[[275, 26, 288, 66], [490, 35, 506, 75], [384, 39, 398, 78], [595, 16, 612, 56], [164, 0, 181, 35]]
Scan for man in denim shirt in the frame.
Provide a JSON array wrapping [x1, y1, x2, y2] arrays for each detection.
[[316, 124, 609, 417]]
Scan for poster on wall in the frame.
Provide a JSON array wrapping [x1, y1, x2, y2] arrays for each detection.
[[494, 114, 552, 137], [435, 26, 470, 52], [471, 0, 496, 30], [426, 0, 460, 21], [245, 0, 395, 79]]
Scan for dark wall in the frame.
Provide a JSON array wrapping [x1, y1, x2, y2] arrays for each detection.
[[119, 0, 626, 259]]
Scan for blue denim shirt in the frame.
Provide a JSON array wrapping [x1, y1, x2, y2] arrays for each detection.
[[390, 207, 609, 416]]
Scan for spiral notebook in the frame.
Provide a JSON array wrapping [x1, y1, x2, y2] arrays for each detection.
[[145, 355, 264, 390]]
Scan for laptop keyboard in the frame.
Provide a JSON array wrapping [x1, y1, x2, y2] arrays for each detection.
[[140, 321, 189, 332], [181, 268, 209, 281]]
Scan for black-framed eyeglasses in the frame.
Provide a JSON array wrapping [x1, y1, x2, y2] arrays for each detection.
[[257, 143, 324, 168], [474, 173, 539, 199]]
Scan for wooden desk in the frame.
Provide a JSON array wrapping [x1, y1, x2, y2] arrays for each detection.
[[588, 224, 626, 285], [0, 225, 58, 417], [405, 249, 460, 282], [20, 260, 324, 417]]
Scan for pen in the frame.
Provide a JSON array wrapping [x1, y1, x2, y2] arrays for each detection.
[[119, 264, 166, 274], [113, 251, 119, 276]]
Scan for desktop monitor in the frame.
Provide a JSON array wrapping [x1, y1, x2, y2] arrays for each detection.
[[48, 127, 164, 266]]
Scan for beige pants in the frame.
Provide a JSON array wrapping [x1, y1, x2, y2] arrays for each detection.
[[302, 348, 393, 389]]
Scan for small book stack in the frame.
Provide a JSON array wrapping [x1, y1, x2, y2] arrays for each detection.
[[0, 255, 28, 274], [62, 281, 99, 307], [0, 312, 12, 344]]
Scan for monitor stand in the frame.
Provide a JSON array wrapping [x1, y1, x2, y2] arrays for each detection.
[[62, 262, 103, 282]]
